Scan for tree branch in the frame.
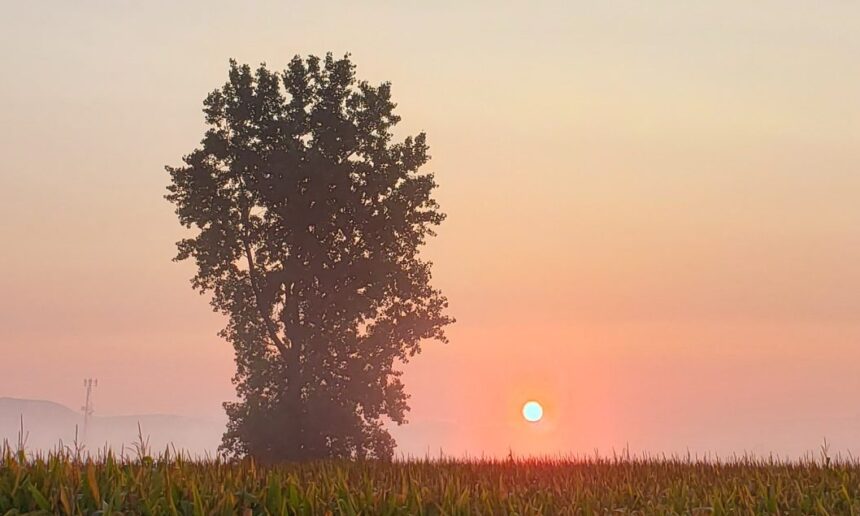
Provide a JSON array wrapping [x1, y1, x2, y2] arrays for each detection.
[[242, 237, 291, 358], [236, 192, 291, 359]]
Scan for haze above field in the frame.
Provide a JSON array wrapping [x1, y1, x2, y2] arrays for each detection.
[[0, 398, 222, 457], [1, 1, 859, 458]]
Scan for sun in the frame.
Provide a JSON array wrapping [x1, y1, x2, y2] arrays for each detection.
[[522, 400, 544, 422]]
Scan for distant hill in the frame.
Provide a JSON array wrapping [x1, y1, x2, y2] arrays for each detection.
[[0, 397, 224, 457], [0, 397, 461, 458]]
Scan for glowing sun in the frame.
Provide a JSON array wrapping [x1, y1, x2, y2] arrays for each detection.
[[522, 400, 544, 422]]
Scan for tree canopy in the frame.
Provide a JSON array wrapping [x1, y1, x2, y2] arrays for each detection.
[[166, 54, 452, 460]]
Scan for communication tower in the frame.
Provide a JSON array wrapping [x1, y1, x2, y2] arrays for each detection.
[[81, 378, 98, 444]]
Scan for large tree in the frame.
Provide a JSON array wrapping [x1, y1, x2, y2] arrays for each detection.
[[166, 54, 452, 461]]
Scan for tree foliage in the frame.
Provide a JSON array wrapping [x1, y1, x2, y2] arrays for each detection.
[[165, 54, 452, 460]]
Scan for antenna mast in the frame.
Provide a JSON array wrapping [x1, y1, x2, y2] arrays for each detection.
[[81, 378, 98, 445]]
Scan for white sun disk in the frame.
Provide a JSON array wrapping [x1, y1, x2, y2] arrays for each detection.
[[522, 401, 543, 422]]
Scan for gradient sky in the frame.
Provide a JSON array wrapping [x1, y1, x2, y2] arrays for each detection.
[[1, 1, 859, 458]]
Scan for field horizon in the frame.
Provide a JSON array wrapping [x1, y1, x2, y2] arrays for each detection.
[[3, 441, 857, 514], [2, 397, 851, 466]]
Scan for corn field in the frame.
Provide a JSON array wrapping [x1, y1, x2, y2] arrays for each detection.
[[2, 442, 860, 515]]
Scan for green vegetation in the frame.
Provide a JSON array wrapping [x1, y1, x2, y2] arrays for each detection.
[[2, 443, 859, 514]]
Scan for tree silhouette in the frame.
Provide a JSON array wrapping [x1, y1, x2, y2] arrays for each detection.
[[166, 54, 452, 461]]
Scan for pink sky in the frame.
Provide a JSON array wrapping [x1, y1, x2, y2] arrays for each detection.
[[2, 1, 859, 458]]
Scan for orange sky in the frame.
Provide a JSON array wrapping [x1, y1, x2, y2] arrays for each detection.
[[1, 1, 859, 458]]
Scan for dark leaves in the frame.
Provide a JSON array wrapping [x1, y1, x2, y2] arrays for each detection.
[[166, 53, 453, 461]]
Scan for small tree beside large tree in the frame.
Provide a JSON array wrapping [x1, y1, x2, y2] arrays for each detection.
[[166, 54, 452, 461]]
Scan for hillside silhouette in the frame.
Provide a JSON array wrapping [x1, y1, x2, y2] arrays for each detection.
[[0, 397, 223, 456]]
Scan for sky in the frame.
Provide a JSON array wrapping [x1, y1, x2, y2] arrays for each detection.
[[1, 1, 859, 458]]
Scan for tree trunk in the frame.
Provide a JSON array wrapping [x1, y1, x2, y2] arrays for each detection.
[[283, 325, 306, 459]]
